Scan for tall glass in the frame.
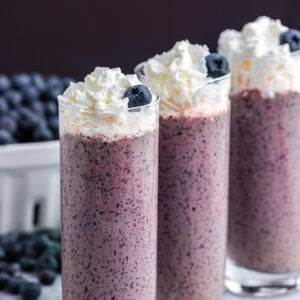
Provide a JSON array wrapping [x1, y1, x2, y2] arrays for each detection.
[[226, 53, 300, 296], [136, 64, 230, 300], [59, 97, 159, 300]]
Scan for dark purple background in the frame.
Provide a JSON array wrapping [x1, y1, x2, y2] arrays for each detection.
[[0, 0, 299, 79]]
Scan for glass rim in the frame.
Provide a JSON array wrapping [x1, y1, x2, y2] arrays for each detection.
[[58, 93, 160, 113], [134, 62, 231, 85]]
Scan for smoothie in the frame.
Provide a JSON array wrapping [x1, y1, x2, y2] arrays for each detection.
[[229, 89, 300, 273], [218, 16, 300, 280], [141, 40, 231, 300], [59, 67, 159, 300]]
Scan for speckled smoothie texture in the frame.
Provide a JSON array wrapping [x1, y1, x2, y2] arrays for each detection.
[[157, 111, 230, 300], [60, 129, 158, 300], [229, 89, 300, 273]]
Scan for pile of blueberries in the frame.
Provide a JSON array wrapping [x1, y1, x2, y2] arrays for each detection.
[[0, 73, 74, 145], [0, 228, 61, 300]]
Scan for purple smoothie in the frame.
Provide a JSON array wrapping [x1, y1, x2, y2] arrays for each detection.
[[157, 111, 230, 300], [229, 89, 300, 273], [60, 129, 158, 300]]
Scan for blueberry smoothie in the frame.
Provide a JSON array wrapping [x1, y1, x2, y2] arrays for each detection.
[[229, 89, 300, 273], [59, 67, 159, 300], [141, 40, 231, 300], [219, 16, 300, 292]]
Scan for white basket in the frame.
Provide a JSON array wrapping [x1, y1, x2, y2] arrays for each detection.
[[0, 141, 60, 234]]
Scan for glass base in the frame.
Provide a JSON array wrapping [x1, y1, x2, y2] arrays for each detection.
[[225, 260, 300, 297]]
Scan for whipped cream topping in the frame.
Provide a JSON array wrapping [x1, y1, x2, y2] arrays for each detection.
[[58, 67, 158, 139], [218, 16, 300, 97], [142, 40, 230, 118]]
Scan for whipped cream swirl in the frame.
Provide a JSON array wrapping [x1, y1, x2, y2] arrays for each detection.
[[142, 40, 230, 118], [59, 67, 158, 139], [218, 16, 300, 97]]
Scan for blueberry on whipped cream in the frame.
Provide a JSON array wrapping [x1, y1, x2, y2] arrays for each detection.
[[218, 16, 300, 97], [125, 85, 152, 108], [142, 40, 230, 117], [280, 29, 300, 52], [58, 67, 157, 139], [205, 53, 230, 78]]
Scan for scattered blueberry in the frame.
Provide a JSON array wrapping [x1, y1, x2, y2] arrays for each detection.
[[35, 253, 59, 272], [19, 257, 37, 272], [4, 242, 23, 263], [11, 74, 31, 89], [33, 235, 52, 254], [0, 273, 10, 290], [4, 89, 23, 108], [38, 270, 56, 285], [0, 75, 11, 93], [205, 53, 230, 78], [280, 29, 300, 52], [6, 276, 24, 294], [125, 85, 152, 108], [20, 281, 41, 300], [0, 129, 14, 145]]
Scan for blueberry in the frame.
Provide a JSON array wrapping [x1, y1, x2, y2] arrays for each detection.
[[30, 101, 45, 117], [46, 75, 63, 89], [62, 76, 75, 88], [22, 85, 40, 104], [11, 73, 31, 89], [44, 101, 58, 117], [35, 254, 59, 272], [9, 109, 19, 121], [33, 125, 54, 142], [0, 75, 11, 93], [36, 228, 61, 242], [18, 107, 40, 131], [38, 270, 56, 285], [0, 273, 10, 290], [4, 242, 22, 262], [0, 97, 9, 115], [31, 73, 46, 93], [205, 53, 230, 78], [0, 246, 5, 260], [0, 129, 15, 145], [4, 89, 23, 108], [19, 257, 37, 272], [6, 276, 24, 294], [21, 241, 38, 259], [280, 29, 300, 52], [20, 281, 41, 300], [125, 85, 152, 108], [0, 116, 17, 135], [33, 235, 52, 254], [48, 117, 59, 135], [44, 86, 64, 101], [0, 262, 10, 273]]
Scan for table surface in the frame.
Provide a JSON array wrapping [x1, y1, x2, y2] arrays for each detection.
[[1, 279, 300, 300]]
